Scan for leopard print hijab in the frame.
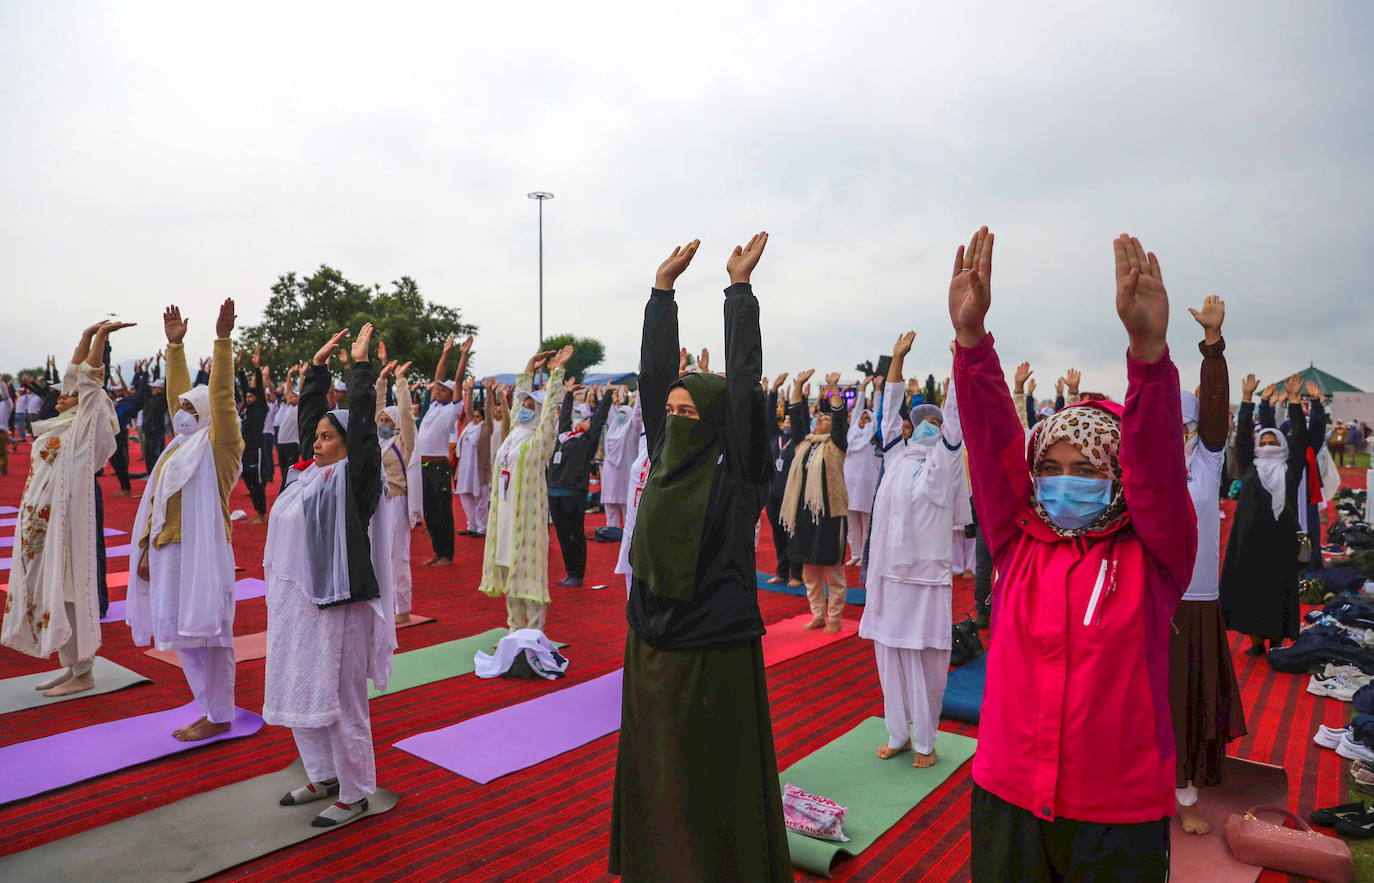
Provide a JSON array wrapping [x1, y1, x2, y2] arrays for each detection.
[[1029, 404, 1127, 537]]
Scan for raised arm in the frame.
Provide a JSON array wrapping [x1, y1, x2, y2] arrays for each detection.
[[721, 234, 771, 484], [640, 239, 698, 452], [1235, 375, 1258, 474], [556, 382, 575, 434], [301, 329, 347, 455], [1189, 296, 1230, 450], [347, 325, 382, 522], [395, 362, 416, 459], [1304, 380, 1327, 453], [531, 348, 572, 462], [208, 299, 244, 459], [162, 306, 192, 418], [588, 385, 614, 439], [433, 335, 454, 392], [823, 373, 848, 451], [1113, 235, 1195, 591]]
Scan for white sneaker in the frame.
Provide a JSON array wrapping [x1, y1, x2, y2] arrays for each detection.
[[1309, 673, 1360, 702], [1325, 663, 1374, 686], [1336, 734, 1374, 765], [1316, 724, 1350, 749]]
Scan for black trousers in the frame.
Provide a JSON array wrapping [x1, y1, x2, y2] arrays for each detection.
[[421, 460, 455, 559], [548, 492, 587, 579], [241, 446, 267, 515], [94, 476, 108, 618], [143, 428, 166, 473], [276, 442, 299, 489], [110, 427, 132, 491], [974, 527, 993, 618], [970, 784, 1169, 883], [765, 492, 802, 580], [260, 435, 276, 486]]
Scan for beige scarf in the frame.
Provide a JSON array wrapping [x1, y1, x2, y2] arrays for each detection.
[[781, 433, 848, 535]]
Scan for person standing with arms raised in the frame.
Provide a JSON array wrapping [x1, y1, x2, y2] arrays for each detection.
[[416, 335, 470, 567]]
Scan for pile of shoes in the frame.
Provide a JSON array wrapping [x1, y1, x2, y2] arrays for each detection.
[[1268, 624, 1374, 674], [1308, 664, 1374, 702], [1310, 797, 1374, 839], [1315, 717, 1374, 766]]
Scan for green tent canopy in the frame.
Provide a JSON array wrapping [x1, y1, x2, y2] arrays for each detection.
[[1291, 365, 1363, 395]]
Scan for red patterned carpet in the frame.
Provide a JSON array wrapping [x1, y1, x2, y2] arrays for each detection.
[[0, 442, 1358, 882]]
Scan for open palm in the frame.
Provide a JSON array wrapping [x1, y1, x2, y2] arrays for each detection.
[[948, 227, 992, 344]]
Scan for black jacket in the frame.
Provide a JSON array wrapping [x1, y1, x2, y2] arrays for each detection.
[[236, 369, 269, 449], [767, 389, 798, 500], [298, 362, 382, 606], [626, 284, 772, 651], [547, 391, 613, 491]]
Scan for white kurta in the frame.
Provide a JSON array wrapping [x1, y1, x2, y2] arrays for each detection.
[[601, 404, 642, 504], [614, 433, 652, 583], [858, 381, 966, 651], [844, 404, 880, 514], [1181, 442, 1225, 601], [1, 363, 115, 662], [455, 420, 484, 495]]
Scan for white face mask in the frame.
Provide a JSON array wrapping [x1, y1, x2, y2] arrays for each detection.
[[173, 410, 200, 436]]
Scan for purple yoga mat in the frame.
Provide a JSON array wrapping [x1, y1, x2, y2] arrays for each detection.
[[0, 701, 263, 804], [0, 543, 130, 570], [395, 669, 624, 784], [0, 506, 17, 515], [100, 577, 267, 623], [0, 528, 125, 548]]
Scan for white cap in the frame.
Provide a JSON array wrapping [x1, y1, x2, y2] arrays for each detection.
[[438, 380, 457, 392]]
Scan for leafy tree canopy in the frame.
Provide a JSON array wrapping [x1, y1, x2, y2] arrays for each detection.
[[236, 266, 477, 380], [539, 333, 605, 383]]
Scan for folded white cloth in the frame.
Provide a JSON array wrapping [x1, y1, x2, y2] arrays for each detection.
[[474, 629, 568, 680]]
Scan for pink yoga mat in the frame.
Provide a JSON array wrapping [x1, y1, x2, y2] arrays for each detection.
[[1169, 756, 1289, 883], [143, 613, 434, 667], [101, 578, 267, 624], [0, 701, 263, 805], [762, 613, 859, 666]]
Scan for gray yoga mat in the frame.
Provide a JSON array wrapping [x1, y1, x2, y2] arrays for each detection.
[[0, 759, 400, 883], [0, 657, 151, 714]]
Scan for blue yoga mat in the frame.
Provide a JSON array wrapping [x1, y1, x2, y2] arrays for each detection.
[[755, 571, 867, 605], [941, 653, 986, 724]]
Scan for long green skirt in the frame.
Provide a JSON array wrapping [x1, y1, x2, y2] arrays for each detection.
[[609, 631, 791, 882]]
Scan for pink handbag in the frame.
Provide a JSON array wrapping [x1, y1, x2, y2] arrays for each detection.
[[1223, 805, 1352, 883]]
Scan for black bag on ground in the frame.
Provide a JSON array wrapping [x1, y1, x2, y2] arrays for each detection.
[[950, 618, 984, 667], [592, 525, 623, 543]]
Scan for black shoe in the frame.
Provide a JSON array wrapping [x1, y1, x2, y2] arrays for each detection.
[[1312, 801, 1367, 827], [1244, 643, 1267, 657], [1334, 807, 1374, 839]]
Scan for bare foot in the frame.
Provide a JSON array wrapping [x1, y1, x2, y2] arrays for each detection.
[[422, 557, 438, 567], [114, 490, 132, 497], [432, 557, 452, 567], [244, 514, 266, 524], [1178, 802, 1211, 835], [766, 576, 785, 584], [43, 672, 95, 697], [787, 579, 803, 588], [177, 719, 232, 742], [173, 715, 207, 740], [876, 743, 910, 759], [912, 750, 937, 768], [395, 612, 411, 624], [824, 621, 841, 634], [802, 617, 825, 630]]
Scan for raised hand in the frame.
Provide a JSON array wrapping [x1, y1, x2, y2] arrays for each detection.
[[215, 298, 236, 339], [678, 347, 691, 377], [251, 348, 262, 368], [655, 239, 701, 290], [948, 226, 993, 347], [549, 344, 575, 370], [726, 232, 768, 285], [397, 361, 413, 379], [1027, 378, 1037, 397], [443, 335, 455, 354], [1055, 376, 1065, 396], [1241, 373, 1259, 401], [314, 329, 349, 366], [1283, 374, 1302, 400], [773, 372, 789, 392], [1113, 235, 1168, 362], [825, 372, 841, 392], [1187, 295, 1225, 344], [893, 331, 916, 358], [164, 306, 188, 344], [525, 349, 555, 373], [351, 323, 374, 363], [1065, 368, 1081, 395], [1013, 361, 1032, 393], [379, 360, 397, 379], [1305, 380, 1322, 400], [794, 368, 816, 387], [377, 339, 388, 364], [459, 335, 474, 355], [699, 348, 710, 373]]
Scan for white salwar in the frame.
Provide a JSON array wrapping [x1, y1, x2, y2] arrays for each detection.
[[614, 432, 652, 595], [1, 362, 115, 669], [263, 459, 396, 805], [455, 419, 490, 533], [858, 380, 967, 754], [844, 400, 880, 560]]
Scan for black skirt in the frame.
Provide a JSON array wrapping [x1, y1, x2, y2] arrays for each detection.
[[790, 510, 848, 566], [609, 631, 791, 882], [1169, 600, 1247, 787]]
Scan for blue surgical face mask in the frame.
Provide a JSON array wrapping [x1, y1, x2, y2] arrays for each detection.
[[911, 421, 941, 445], [1035, 475, 1114, 530], [516, 406, 535, 425], [377, 423, 397, 441]]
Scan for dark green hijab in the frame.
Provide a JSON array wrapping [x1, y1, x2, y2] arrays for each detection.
[[629, 371, 727, 601]]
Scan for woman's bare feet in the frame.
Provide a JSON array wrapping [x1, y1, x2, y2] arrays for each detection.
[[173, 715, 207, 740], [422, 556, 438, 566], [786, 579, 803, 588], [432, 557, 452, 567], [766, 576, 785, 584], [802, 616, 826, 630], [35, 668, 74, 691], [912, 750, 937, 768], [43, 671, 94, 697], [876, 742, 910, 759], [824, 621, 841, 634], [1178, 802, 1211, 835], [177, 719, 232, 742], [395, 612, 411, 624], [244, 514, 266, 524]]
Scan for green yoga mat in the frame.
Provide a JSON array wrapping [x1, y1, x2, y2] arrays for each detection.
[[369, 629, 565, 699], [779, 717, 977, 877]]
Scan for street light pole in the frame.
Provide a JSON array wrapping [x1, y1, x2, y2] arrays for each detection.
[[527, 191, 554, 351]]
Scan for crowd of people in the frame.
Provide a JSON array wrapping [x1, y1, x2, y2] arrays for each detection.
[[0, 226, 1368, 880]]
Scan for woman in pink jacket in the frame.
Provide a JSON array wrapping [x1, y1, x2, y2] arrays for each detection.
[[951, 227, 1196, 881]]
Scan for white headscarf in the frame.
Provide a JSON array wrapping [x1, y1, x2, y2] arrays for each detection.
[[1254, 428, 1288, 520]]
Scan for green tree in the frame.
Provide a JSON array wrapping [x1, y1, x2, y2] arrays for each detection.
[[539, 333, 605, 382], [236, 267, 477, 380]]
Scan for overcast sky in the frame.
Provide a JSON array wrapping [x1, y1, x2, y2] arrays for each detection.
[[2, 1, 1371, 399]]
